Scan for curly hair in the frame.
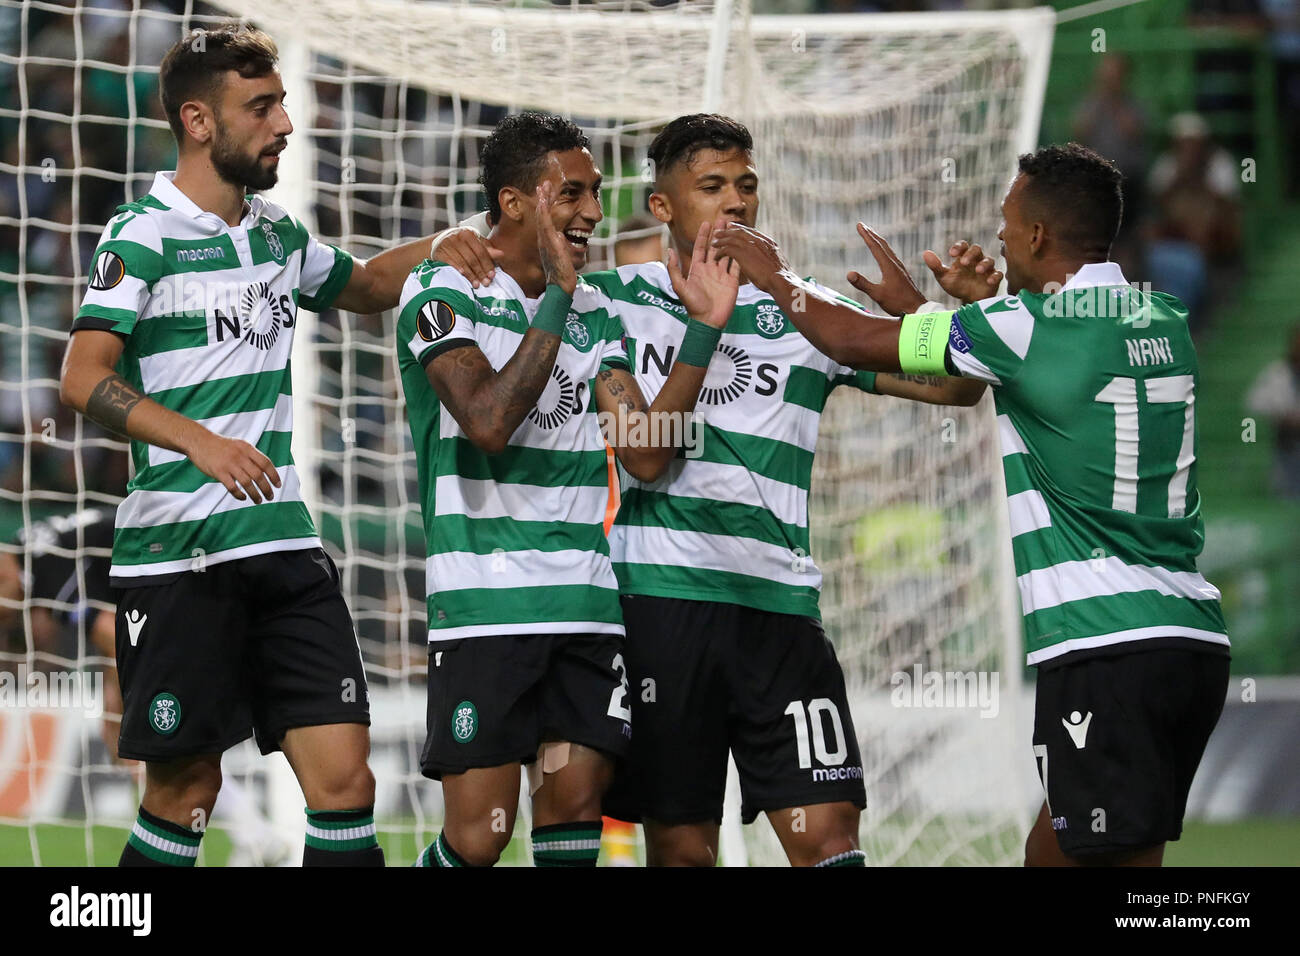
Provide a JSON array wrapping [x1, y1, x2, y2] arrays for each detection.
[[479, 112, 590, 224], [1017, 143, 1124, 256], [647, 114, 753, 183], [159, 24, 278, 141]]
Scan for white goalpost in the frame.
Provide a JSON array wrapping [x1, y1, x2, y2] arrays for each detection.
[[0, 0, 1052, 866]]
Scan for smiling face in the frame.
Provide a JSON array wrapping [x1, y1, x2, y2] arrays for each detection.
[[652, 147, 758, 253], [523, 147, 604, 271], [206, 69, 292, 191]]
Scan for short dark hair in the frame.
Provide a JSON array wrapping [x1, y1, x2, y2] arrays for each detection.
[[479, 112, 590, 224], [647, 113, 753, 183], [159, 24, 278, 141], [1016, 143, 1124, 256]]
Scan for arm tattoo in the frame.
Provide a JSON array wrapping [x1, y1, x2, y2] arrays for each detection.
[[883, 372, 942, 388], [430, 328, 562, 442], [84, 372, 144, 435], [597, 367, 643, 413]]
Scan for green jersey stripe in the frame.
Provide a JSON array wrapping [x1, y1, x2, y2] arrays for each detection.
[[429, 584, 623, 639], [133, 430, 294, 495], [427, 513, 610, 557], [434, 436, 607, 486], [618, 486, 805, 551], [685, 423, 814, 490], [111, 494, 317, 573], [149, 369, 288, 421], [614, 562, 823, 620], [1024, 592, 1228, 658]]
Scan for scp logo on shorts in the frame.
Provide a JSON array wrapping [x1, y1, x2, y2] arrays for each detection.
[[149, 692, 182, 735], [451, 700, 478, 743]]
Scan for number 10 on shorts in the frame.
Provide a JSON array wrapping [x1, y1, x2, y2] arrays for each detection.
[[785, 698, 848, 768]]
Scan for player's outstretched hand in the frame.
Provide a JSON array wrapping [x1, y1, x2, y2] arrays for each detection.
[[710, 222, 790, 294], [922, 240, 1003, 305], [431, 228, 504, 289], [667, 218, 741, 329], [189, 430, 281, 504], [846, 224, 926, 317], [535, 180, 578, 296]]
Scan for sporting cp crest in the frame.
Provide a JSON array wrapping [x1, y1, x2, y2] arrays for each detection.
[[451, 700, 478, 743], [262, 221, 285, 263], [564, 312, 592, 351], [149, 692, 182, 735], [755, 305, 785, 338]]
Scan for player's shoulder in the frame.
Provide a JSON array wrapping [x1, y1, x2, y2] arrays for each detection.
[[955, 293, 1037, 359], [396, 261, 479, 341], [404, 259, 478, 301], [99, 199, 166, 252], [584, 261, 671, 300]]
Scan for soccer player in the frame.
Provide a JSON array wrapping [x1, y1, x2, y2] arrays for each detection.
[[713, 143, 1231, 867], [59, 25, 446, 867], [432, 114, 998, 866], [398, 112, 738, 868]]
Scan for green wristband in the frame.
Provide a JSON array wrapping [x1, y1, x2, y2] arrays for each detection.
[[677, 318, 722, 368], [898, 311, 953, 376], [857, 370, 878, 394], [532, 284, 572, 336]]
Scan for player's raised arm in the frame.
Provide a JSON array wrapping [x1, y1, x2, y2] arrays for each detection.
[[712, 223, 997, 390], [592, 219, 739, 481], [414, 184, 574, 455]]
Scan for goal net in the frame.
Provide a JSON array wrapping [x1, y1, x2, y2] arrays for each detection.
[[0, 0, 1052, 865]]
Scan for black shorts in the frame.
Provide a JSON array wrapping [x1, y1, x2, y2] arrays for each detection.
[[113, 547, 370, 761], [420, 632, 632, 779], [605, 595, 866, 826], [1032, 645, 1229, 856]]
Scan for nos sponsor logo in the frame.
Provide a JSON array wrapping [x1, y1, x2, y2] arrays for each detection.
[[213, 281, 296, 350], [641, 341, 780, 405]]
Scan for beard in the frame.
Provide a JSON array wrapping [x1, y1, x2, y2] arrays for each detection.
[[210, 119, 279, 192]]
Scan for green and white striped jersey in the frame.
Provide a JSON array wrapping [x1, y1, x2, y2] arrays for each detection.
[[939, 261, 1229, 664], [583, 263, 875, 621], [397, 261, 631, 641], [72, 172, 354, 580]]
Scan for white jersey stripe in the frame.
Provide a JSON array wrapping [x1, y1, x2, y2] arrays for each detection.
[[115, 464, 308, 528], [425, 548, 619, 594], [609, 524, 821, 589], [624, 458, 807, 529], [1006, 489, 1052, 538], [1026, 626, 1231, 665], [434, 476, 608, 524], [148, 392, 294, 467], [1016, 557, 1222, 616]]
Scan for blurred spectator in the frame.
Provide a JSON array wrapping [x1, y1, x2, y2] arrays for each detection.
[[1145, 112, 1242, 330], [613, 213, 666, 268], [1071, 53, 1147, 275], [1247, 323, 1300, 501]]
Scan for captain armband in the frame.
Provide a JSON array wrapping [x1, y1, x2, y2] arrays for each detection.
[[898, 310, 954, 376]]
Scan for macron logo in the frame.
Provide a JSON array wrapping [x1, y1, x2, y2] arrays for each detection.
[[1063, 710, 1092, 749], [125, 609, 147, 646]]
